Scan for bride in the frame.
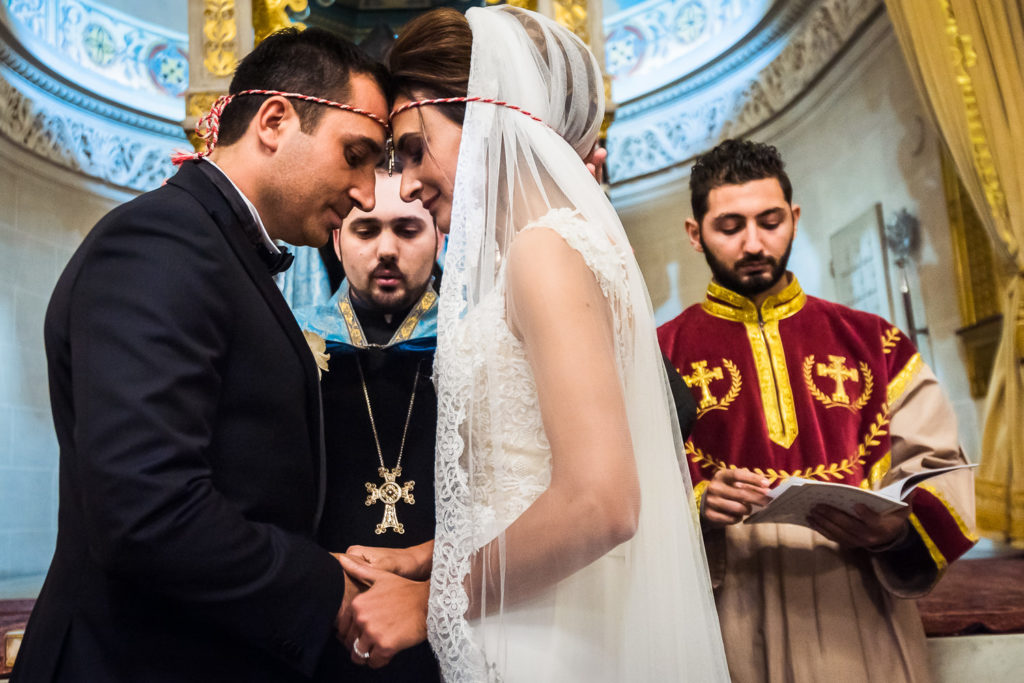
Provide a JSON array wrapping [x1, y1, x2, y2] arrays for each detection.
[[339, 6, 729, 681]]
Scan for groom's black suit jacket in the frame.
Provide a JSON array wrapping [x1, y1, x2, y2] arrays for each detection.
[[12, 161, 346, 682]]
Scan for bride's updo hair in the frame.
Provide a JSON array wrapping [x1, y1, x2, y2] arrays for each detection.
[[388, 6, 603, 158], [508, 8, 603, 157], [388, 8, 472, 125]]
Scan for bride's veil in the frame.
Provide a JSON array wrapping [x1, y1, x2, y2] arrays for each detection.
[[429, 6, 728, 680]]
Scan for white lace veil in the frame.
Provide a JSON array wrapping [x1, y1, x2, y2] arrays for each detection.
[[429, 6, 729, 680]]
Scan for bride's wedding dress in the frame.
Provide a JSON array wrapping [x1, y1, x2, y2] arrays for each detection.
[[455, 210, 643, 680], [425, 7, 730, 681], [431, 210, 729, 682]]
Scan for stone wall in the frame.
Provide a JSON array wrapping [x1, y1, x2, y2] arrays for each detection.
[[0, 136, 133, 588]]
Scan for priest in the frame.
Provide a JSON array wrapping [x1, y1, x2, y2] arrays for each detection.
[[658, 139, 976, 682], [296, 166, 442, 681]]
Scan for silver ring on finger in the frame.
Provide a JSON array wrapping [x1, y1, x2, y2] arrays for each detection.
[[353, 637, 370, 660]]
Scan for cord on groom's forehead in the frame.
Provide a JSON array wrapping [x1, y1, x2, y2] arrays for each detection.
[[171, 89, 390, 166]]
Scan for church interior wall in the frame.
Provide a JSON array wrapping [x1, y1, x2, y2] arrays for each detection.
[[0, 135, 134, 588], [617, 14, 983, 462]]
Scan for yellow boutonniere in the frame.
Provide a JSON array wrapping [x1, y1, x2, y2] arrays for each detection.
[[302, 329, 330, 379]]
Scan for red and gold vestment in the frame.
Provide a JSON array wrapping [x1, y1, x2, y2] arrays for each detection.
[[658, 276, 976, 682]]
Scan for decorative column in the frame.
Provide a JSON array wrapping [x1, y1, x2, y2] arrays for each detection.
[[184, 0, 253, 149], [253, 1, 309, 44], [183, 0, 308, 150]]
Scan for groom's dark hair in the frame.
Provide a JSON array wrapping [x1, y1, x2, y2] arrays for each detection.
[[217, 28, 388, 146]]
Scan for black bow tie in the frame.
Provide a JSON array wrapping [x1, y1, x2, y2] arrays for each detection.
[[260, 246, 295, 275], [193, 162, 295, 276]]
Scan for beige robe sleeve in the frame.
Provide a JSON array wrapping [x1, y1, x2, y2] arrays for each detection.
[[871, 363, 977, 598]]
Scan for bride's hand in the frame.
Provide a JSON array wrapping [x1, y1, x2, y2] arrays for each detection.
[[583, 145, 607, 184], [337, 554, 430, 669], [345, 540, 434, 580]]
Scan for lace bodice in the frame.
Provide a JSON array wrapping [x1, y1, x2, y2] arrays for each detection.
[[449, 208, 631, 544]]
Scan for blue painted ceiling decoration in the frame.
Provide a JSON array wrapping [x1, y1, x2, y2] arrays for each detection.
[[0, 0, 188, 191], [603, 0, 884, 192], [3, 0, 188, 119], [605, 0, 768, 103]]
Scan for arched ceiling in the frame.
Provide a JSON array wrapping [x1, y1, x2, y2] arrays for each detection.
[[604, 0, 773, 104], [602, 0, 885, 192], [0, 0, 188, 120]]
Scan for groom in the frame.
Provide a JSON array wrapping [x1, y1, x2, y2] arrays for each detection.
[[12, 29, 388, 682]]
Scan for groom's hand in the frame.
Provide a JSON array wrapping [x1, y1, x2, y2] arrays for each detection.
[[337, 554, 429, 668], [334, 554, 365, 638]]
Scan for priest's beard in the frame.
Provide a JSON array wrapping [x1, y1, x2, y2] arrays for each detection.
[[701, 235, 793, 298], [350, 279, 429, 316]]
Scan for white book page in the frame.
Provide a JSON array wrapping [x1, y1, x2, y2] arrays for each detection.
[[875, 463, 977, 501], [745, 464, 976, 527]]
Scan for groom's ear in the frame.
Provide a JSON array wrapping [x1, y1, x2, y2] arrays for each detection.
[[253, 96, 295, 154]]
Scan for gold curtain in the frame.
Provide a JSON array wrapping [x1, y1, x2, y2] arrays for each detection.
[[884, 0, 1024, 546]]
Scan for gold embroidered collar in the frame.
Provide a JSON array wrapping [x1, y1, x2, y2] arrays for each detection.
[[338, 287, 438, 349], [701, 275, 806, 324]]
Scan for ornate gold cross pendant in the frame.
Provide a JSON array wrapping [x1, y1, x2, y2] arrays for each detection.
[[365, 466, 415, 534]]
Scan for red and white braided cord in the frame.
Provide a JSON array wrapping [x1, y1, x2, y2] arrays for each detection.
[[389, 96, 550, 128], [172, 89, 389, 165]]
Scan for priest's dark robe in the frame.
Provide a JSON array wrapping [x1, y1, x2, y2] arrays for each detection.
[[297, 283, 442, 683]]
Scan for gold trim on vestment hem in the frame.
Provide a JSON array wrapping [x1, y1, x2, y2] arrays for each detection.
[[886, 353, 923, 406], [909, 512, 948, 572], [869, 452, 892, 487], [693, 479, 709, 518], [917, 483, 979, 543], [686, 441, 863, 485]]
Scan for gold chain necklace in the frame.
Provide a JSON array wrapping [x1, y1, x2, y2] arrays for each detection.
[[356, 357, 421, 534]]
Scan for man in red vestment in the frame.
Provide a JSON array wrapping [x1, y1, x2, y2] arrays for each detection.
[[658, 139, 976, 682]]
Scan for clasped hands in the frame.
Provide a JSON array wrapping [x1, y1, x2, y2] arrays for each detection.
[[702, 468, 911, 549], [334, 541, 433, 669]]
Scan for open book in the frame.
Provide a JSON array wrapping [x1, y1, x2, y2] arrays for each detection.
[[744, 463, 976, 526]]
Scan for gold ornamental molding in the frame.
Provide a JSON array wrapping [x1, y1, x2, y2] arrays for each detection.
[[253, 0, 308, 44], [942, 147, 1004, 397], [185, 91, 226, 151], [486, 0, 539, 11], [187, 91, 224, 120], [938, 0, 1009, 229], [203, 0, 239, 77], [553, 0, 589, 44]]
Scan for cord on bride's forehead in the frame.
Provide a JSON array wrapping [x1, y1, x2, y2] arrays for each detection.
[[389, 96, 551, 129]]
